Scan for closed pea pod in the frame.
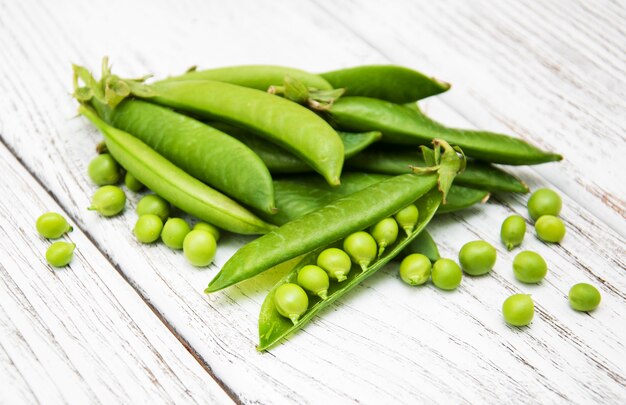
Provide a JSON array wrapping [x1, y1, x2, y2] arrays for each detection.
[[297, 265, 330, 299], [328, 97, 562, 165], [370, 217, 399, 257], [78, 106, 275, 235], [209, 139, 464, 293], [501, 215, 526, 250], [36, 212, 72, 239]]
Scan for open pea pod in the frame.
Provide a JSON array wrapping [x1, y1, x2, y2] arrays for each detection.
[[258, 187, 443, 350]]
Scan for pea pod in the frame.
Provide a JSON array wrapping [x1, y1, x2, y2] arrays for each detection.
[[257, 186, 445, 350], [346, 145, 529, 193], [321, 65, 450, 103], [206, 139, 463, 292], [77, 59, 345, 186], [161, 65, 332, 91], [78, 105, 276, 235], [92, 99, 276, 214], [397, 231, 440, 263], [262, 172, 488, 226], [329, 97, 562, 165], [211, 122, 381, 173]]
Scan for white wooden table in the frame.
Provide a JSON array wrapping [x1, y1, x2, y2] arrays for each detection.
[[1, 0, 624, 403]]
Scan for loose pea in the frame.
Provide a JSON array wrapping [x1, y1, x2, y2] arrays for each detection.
[[136, 194, 170, 222], [458, 240, 497, 276], [399, 253, 431, 286], [431, 258, 462, 290], [133, 214, 163, 243], [527, 188, 562, 221], [183, 230, 217, 267], [124, 171, 144, 192], [569, 283, 601, 312], [88, 154, 121, 185], [394, 204, 419, 235], [317, 248, 352, 282], [36, 212, 72, 239], [513, 251, 547, 283], [193, 222, 221, 242], [274, 283, 309, 324], [343, 231, 378, 271], [535, 215, 566, 243], [161, 217, 190, 249], [370, 217, 399, 257], [500, 215, 526, 250], [297, 265, 330, 299], [45, 241, 76, 267], [89, 185, 126, 216], [502, 294, 534, 326]]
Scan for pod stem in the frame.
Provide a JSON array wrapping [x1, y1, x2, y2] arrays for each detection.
[[269, 75, 345, 111]]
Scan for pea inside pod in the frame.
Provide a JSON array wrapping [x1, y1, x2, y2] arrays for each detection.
[[370, 217, 399, 257]]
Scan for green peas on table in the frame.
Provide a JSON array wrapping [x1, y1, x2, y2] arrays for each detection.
[[535, 215, 566, 243], [124, 171, 144, 192], [88, 153, 121, 185], [133, 214, 163, 244], [274, 283, 309, 324], [89, 185, 126, 217], [193, 222, 221, 242], [343, 231, 378, 271], [569, 283, 601, 312], [399, 253, 431, 286], [502, 294, 534, 326], [431, 258, 462, 290], [370, 217, 399, 257], [36, 212, 72, 239], [45, 241, 76, 267], [183, 230, 217, 267], [513, 251, 547, 283], [317, 248, 352, 282], [394, 204, 419, 235], [527, 188, 562, 221], [136, 194, 170, 222], [458, 240, 497, 276], [297, 265, 330, 299], [161, 218, 191, 250], [501, 215, 526, 250]]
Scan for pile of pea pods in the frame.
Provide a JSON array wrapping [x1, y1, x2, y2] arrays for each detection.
[[60, 59, 600, 350]]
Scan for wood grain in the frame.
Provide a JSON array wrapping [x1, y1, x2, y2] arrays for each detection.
[[0, 0, 624, 403], [0, 143, 233, 404]]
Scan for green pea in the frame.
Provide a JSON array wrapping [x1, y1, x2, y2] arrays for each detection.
[[45, 242, 76, 267], [431, 258, 462, 290], [399, 253, 431, 286], [317, 248, 352, 282], [160, 217, 190, 249], [458, 240, 497, 276], [297, 265, 330, 299], [274, 283, 309, 324], [513, 251, 547, 283], [370, 217, 399, 257], [500, 215, 526, 251], [136, 194, 170, 222], [133, 214, 163, 243], [535, 215, 566, 243], [193, 222, 221, 242], [124, 171, 144, 192], [36, 212, 72, 239], [343, 231, 378, 271], [183, 230, 217, 267], [88, 153, 121, 185], [394, 204, 419, 235], [502, 294, 534, 326], [569, 283, 601, 312], [527, 188, 562, 221], [89, 185, 126, 217]]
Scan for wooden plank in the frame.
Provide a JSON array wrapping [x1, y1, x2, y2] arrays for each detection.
[[0, 143, 233, 404], [0, 0, 624, 403]]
